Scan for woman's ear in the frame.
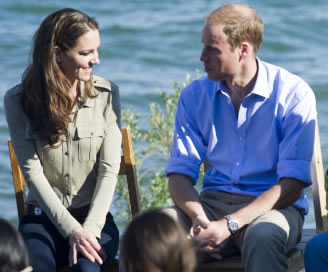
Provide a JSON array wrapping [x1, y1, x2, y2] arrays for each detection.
[[54, 46, 61, 63]]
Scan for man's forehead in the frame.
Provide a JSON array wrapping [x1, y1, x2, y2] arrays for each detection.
[[201, 24, 227, 44]]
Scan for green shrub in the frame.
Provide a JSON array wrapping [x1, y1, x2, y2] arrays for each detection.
[[113, 71, 202, 226]]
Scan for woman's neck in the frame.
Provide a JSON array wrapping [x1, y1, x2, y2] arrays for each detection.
[[69, 80, 79, 105]]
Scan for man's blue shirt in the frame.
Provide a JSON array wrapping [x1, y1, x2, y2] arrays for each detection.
[[165, 59, 317, 214]]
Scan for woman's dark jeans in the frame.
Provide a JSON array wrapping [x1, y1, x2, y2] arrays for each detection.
[[19, 209, 119, 272]]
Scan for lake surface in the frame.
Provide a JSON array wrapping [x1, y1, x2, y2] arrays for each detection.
[[0, 0, 327, 229]]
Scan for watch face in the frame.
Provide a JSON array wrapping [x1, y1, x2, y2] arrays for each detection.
[[229, 220, 238, 232], [225, 215, 239, 234]]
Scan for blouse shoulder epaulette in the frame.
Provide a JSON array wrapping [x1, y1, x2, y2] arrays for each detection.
[[93, 75, 112, 92]]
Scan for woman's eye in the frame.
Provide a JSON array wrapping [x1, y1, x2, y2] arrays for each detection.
[[80, 52, 90, 56]]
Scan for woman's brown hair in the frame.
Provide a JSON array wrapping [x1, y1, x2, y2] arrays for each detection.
[[120, 209, 196, 272], [22, 8, 98, 146]]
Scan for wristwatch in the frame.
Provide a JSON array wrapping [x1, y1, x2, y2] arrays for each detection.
[[224, 214, 239, 235]]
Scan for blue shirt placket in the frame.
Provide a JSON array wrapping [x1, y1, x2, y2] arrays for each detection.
[[230, 100, 248, 186]]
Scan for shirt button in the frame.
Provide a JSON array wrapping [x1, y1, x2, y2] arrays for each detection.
[[65, 151, 69, 156], [65, 173, 69, 178], [90, 132, 94, 136], [236, 162, 240, 166], [67, 189, 71, 196], [33, 207, 42, 216]]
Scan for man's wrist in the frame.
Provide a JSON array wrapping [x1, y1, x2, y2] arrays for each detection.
[[224, 214, 239, 235]]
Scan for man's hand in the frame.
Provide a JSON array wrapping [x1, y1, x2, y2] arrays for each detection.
[[193, 218, 231, 260], [193, 214, 210, 235], [68, 227, 106, 267]]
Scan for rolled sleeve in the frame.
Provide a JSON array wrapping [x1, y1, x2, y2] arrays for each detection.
[[277, 160, 313, 187], [165, 157, 201, 184], [165, 86, 205, 183], [277, 83, 317, 186]]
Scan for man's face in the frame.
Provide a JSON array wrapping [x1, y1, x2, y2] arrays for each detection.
[[200, 24, 240, 82]]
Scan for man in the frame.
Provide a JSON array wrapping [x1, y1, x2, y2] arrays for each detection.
[[165, 3, 316, 272]]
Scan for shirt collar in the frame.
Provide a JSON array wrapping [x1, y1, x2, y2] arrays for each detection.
[[250, 57, 270, 98], [78, 80, 95, 108], [216, 57, 270, 99], [71, 81, 95, 113]]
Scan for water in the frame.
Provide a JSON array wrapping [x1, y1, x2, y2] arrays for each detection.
[[0, 0, 327, 229]]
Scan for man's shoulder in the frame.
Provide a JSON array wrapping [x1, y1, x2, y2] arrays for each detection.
[[181, 76, 217, 98], [260, 60, 313, 98], [261, 60, 307, 85]]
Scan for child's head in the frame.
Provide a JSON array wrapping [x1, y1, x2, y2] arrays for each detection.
[[0, 218, 31, 272], [120, 209, 196, 272]]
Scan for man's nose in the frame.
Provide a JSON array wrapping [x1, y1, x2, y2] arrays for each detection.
[[200, 49, 207, 62]]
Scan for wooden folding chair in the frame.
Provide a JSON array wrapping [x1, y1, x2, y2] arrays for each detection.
[[8, 126, 141, 272], [196, 121, 326, 272]]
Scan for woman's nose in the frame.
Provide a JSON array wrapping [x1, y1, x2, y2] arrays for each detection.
[[90, 51, 100, 65], [92, 56, 100, 65]]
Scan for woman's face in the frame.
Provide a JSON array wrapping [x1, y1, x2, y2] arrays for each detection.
[[59, 28, 100, 84]]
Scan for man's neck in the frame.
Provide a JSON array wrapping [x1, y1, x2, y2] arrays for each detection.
[[224, 58, 258, 115], [226, 58, 258, 92]]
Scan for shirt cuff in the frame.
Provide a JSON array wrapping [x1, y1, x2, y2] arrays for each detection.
[[277, 159, 312, 186], [58, 218, 82, 238], [165, 157, 201, 184], [83, 220, 102, 238]]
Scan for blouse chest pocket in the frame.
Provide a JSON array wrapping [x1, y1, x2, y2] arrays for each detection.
[[26, 130, 59, 163], [77, 126, 105, 162]]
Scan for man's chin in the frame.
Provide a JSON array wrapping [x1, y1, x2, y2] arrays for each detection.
[[206, 72, 226, 82], [207, 74, 220, 82]]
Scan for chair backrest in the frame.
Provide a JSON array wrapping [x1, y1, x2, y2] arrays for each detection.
[[311, 121, 326, 232], [8, 125, 141, 220]]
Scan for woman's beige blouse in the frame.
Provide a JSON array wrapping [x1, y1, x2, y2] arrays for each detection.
[[4, 75, 122, 238]]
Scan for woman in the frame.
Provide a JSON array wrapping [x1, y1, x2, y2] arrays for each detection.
[[4, 8, 121, 272], [0, 218, 32, 272], [120, 209, 196, 272]]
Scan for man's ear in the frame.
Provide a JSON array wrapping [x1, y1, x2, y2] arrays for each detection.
[[239, 42, 250, 60]]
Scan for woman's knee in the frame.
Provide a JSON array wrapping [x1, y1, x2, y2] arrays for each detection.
[[100, 214, 120, 262], [19, 217, 67, 272], [25, 239, 56, 272]]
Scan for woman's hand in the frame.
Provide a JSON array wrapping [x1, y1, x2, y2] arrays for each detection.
[[68, 227, 106, 266]]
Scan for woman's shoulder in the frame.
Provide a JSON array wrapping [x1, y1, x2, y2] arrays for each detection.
[[4, 83, 27, 128], [4, 83, 23, 107], [92, 75, 118, 93]]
